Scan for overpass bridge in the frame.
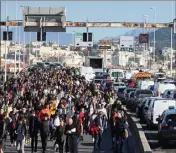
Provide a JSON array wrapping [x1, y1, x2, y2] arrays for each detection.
[[0, 20, 173, 28]]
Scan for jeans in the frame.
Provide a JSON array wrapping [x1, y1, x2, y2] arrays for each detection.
[[16, 138, 25, 153], [68, 136, 78, 153], [41, 133, 48, 153], [94, 131, 103, 149], [31, 134, 38, 152]]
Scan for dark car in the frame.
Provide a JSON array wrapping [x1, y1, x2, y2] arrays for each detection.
[[126, 91, 135, 109], [133, 89, 153, 112], [157, 109, 176, 146], [122, 88, 137, 105], [116, 87, 126, 101]]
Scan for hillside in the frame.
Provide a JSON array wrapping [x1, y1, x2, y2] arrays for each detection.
[[148, 28, 176, 50], [102, 28, 176, 50]]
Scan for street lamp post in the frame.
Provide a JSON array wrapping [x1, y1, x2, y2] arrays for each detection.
[[170, 1, 174, 78], [4, 1, 9, 82], [150, 7, 156, 62], [14, 1, 18, 76], [143, 15, 148, 68]]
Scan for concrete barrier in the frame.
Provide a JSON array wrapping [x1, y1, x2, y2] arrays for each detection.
[[124, 108, 152, 153]]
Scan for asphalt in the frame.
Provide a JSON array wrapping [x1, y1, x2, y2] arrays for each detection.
[[4, 124, 136, 153], [128, 110, 176, 153]]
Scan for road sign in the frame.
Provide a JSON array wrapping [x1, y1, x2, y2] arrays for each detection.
[[120, 36, 134, 48], [139, 34, 149, 43], [74, 32, 93, 47], [99, 46, 111, 49]]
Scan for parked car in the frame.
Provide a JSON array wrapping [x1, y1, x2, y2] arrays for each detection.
[[157, 109, 176, 146]]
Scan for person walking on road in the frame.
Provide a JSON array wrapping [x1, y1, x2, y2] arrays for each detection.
[[0, 114, 6, 152], [29, 110, 40, 153], [54, 119, 66, 153], [65, 118, 78, 153], [94, 111, 108, 150], [9, 107, 18, 147], [40, 113, 50, 153], [16, 117, 27, 153]]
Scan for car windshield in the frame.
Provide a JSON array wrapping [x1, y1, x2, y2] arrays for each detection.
[[118, 88, 125, 93], [111, 72, 123, 77], [138, 94, 153, 98], [114, 83, 124, 86], [94, 80, 102, 84], [136, 77, 150, 86], [136, 90, 153, 97], [130, 92, 134, 97], [126, 89, 136, 93]]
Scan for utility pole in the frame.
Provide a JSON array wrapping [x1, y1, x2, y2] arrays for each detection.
[[86, 18, 89, 56], [4, 16, 9, 82], [40, 17, 43, 60], [14, 1, 17, 76], [143, 15, 148, 68]]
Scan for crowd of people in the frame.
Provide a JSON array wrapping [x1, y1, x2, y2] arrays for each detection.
[[0, 66, 131, 153]]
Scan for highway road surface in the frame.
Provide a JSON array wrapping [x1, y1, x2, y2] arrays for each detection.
[[4, 124, 136, 153], [128, 111, 176, 153]]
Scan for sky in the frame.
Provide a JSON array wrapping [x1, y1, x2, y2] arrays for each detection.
[[1, 1, 176, 43]]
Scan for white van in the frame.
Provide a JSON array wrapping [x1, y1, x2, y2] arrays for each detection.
[[108, 69, 124, 81], [140, 80, 154, 90], [79, 66, 95, 81], [146, 98, 176, 129], [153, 83, 176, 97]]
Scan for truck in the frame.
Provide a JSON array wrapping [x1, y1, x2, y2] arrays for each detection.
[[84, 56, 104, 73]]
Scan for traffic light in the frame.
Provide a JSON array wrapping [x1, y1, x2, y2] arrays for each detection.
[[37, 32, 41, 41], [42, 32, 46, 41], [8, 32, 13, 40], [3, 31, 13, 41], [3, 31, 7, 40], [83, 33, 87, 42], [88, 33, 92, 42], [83, 33, 93, 42]]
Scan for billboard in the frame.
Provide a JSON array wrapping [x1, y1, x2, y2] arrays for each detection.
[[74, 32, 93, 47], [120, 36, 134, 48], [99, 40, 111, 45]]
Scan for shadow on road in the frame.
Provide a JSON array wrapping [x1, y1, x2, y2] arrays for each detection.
[[81, 142, 94, 146]]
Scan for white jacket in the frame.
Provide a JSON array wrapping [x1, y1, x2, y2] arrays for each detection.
[[54, 117, 60, 127]]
